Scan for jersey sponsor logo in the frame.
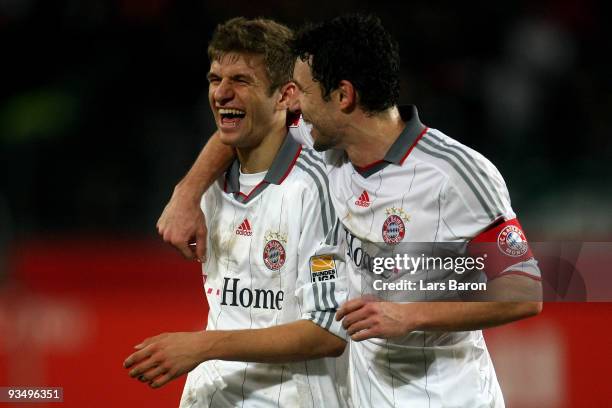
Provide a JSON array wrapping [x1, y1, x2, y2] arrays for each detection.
[[262, 231, 287, 270], [355, 190, 371, 207], [382, 207, 410, 245], [309, 255, 337, 282], [236, 218, 253, 236], [497, 224, 529, 257], [206, 286, 221, 296], [344, 227, 388, 278], [220, 277, 284, 310]]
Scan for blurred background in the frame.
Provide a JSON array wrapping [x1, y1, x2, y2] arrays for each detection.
[[0, 0, 610, 407]]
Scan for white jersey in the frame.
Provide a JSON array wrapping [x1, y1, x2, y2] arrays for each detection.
[[290, 106, 541, 407], [180, 135, 350, 408]]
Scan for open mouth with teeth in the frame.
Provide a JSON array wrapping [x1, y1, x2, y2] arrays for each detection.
[[218, 108, 246, 128]]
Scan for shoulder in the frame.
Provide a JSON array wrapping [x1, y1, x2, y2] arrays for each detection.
[[288, 117, 313, 148], [288, 122, 344, 167], [290, 146, 336, 234], [413, 129, 501, 180], [292, 146, 331, 189], [414, 128, 513, 220]]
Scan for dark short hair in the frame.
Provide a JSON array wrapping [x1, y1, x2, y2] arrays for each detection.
[[208, 17, 294, 95], [293, 14, 400, 113]]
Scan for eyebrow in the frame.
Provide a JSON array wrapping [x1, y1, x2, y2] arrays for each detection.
[[206, 72, 255, 83], [231, 74, 254, 82]]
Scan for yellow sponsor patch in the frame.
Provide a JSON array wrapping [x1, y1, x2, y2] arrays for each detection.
[[309, 255, 337, 282]]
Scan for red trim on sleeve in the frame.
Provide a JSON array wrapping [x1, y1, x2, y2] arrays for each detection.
[[468, 218, 535, 280]]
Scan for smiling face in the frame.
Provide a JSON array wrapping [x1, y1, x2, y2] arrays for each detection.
[[293, 58, 343, 151], [207, 52, 284, 148]]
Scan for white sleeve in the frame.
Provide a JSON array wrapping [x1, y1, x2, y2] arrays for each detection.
[[288, 118, 315, 148], [295, 184, 348, 340], [440, 153, 515, 239], [440, 155, 541, 280]]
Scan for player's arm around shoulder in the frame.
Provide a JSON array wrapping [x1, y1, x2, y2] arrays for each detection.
[[157, 130, 235, 262]]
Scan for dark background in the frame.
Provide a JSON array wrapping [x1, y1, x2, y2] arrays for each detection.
[[1, 0, 611, 244]]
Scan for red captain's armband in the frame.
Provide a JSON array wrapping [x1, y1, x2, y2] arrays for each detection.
[[467, 218, 534, 280]]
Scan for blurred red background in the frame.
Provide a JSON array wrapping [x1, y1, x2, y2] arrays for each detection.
[[1, 238, 610, 407]]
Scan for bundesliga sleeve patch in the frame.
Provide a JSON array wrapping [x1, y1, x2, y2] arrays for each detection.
[[468, 218, 534, 280], [309, 255, 337, 283]]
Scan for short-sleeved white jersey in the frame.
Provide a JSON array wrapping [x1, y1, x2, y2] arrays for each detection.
[[290, 105, 541, 407], [180, 135, 349, 408]]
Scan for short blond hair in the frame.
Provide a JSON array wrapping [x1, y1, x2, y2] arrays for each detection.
[[208, 17, 294, 95]]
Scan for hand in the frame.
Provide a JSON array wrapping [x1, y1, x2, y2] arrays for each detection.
[[123, 332, 206, 389], [336, 296, 415, 341], [157, 185, 207, 262]]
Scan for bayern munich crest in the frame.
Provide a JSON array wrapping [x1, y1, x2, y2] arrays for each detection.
[[497, 225, 529, 257], [382, 207, 410, 245], [263, 231, 287, 270]]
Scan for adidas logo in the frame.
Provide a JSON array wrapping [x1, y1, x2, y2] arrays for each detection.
[[355, 190, 371, 207], [236, 218, 253, 236]]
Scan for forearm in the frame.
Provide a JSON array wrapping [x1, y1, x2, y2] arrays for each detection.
[[199, 320, 346, 363], [410, 300, 541, 332], [175, 131, 235, 199], [411, 274, 541, 332]]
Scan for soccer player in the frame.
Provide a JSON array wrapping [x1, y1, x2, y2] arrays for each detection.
[[157, 14, 543, 407], [124, 18, 349, 408]]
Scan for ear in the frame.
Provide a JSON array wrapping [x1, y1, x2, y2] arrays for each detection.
[[335, 80, 357, 113], [276, 82, 297, 111]]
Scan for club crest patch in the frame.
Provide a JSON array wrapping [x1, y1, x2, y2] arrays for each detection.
[[382, 207, 410, 245], [309, 255, 337, 282], [263, 231, 287, 270], [497, 225, 529, 257]]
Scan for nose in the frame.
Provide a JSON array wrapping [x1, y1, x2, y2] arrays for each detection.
[[213, 79, 234, 104]]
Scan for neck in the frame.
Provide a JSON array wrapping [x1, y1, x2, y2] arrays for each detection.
[[343, 107, 405, 167], [236, 120, 287, 174]]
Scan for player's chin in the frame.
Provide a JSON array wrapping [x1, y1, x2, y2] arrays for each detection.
[[311, 129, 335, 152], [217, 129, 243, 146]]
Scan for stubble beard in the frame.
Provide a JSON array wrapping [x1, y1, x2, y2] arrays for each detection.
[[312, 129, 337, 152], [313, 140, 334, 152]]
